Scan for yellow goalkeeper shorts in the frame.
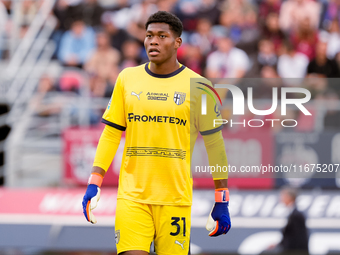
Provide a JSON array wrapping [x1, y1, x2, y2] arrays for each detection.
[[115, 198, 191, 255]]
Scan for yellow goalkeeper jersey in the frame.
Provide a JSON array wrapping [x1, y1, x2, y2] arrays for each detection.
[[102, 63, 222, 205]]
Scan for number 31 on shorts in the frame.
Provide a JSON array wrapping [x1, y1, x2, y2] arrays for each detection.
[[170, 217, 186, 236]]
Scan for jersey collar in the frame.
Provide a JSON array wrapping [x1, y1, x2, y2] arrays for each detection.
[[145, 62, 186, 78]]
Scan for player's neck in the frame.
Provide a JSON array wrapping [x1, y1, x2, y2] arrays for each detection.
[[149, 59, 180, 75]]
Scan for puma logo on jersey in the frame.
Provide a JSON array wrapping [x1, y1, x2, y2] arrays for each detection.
[[175, 240, 185, 250], [131, 91, 142, 100]]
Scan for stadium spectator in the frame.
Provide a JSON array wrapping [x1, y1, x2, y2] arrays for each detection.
[[247, 39, 277, 76], [262, 12, 285, 53], [236, 9, 261, 55], [31, 75, 69, 118], [179, 44, 203, 75], [279, 0, 320, 33], [85, 31, 119, 98], [323, 90, 340, 130], [67, 0, 104, 28], [290, 17, 318, 61], [126, 0, 158, 42], [220, 0, 257, 16], [58, 20, 96, 67], [324, 19, 340, 59], [53, 0, 72, 31], [213, 9, 241, 43], [307, 40, 340, 78], [174, 0, 200, 31], [321, 0, 340, 30], [33, 75, 58, 117], [0, 0, 8, 59], [120, 39, 143, 69], [156, 0, 177, 13], [189, 18, 216, 56], [251, 65, 282, 99], [257, 39, 277, 67], [18, 0, 40, 26], [85, 31, 120, 81], [277, 41, 309, 79], [206, 36, 249, 79], [336, 51, 340, 70], [196, 0, 221, 25], [101, 12, 131, 52], [259, 0, 281, 25]]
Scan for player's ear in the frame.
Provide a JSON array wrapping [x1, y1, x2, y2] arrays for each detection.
[[175, 37, 182, 49]]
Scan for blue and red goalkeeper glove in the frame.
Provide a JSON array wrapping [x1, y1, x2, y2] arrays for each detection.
[[82, 173, 103, 224], [206, 188, 231, 236]]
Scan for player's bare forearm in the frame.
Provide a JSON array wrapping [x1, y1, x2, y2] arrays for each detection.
[[92, 166, 106, 177], [214, 179, 228, 189]]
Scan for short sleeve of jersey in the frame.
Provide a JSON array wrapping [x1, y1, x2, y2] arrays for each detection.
[[102, 73, 126, 131], [193, 79, 223, 136]]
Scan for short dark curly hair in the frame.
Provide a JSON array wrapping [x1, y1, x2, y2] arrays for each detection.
[[145, 11, 183, 37]]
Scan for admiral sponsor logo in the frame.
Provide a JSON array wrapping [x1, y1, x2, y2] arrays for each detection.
[[127, 113, 187, 126], [146, 92, 169, 101]]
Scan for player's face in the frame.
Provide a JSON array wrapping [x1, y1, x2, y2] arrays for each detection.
[[144, 23, 181, 64]]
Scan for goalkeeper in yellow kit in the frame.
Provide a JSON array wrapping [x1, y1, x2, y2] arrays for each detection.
[[82, 11, 231, 255]]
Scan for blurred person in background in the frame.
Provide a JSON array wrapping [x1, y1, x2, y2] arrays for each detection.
[[18, 0, 41, 26], [279, 0, 320, 33], [324, 19, 340, 59], [235, 9, 261, 56], [322, 90, 340, 130], [277, 41, 309, 79], [53, 0, 72, 31], [58, 19, 96, 67], [126, 0, 158, 42], [178, 44, 204, 75], [217, 0, 257, 45], [249, 65, 282, 99], [266, 187, 309, 255], [259, 0, 281, 25], [257, 39, 277, 68], [220, 0, 257, 17], [336, 51, 340, 70], [206, 36, 249, 79], [307, 40, 340, 78], [101, 12, 131, 52], [290, 17, 318, 61], [156, 0, 177, 13], [321, 0, 340, 30], [189, 18, 216, 56], [67, 0, 104, 28], [85, 31, 120, 98], [279, 187, 309, 254], [262, 12, 285, 53], [196, 0, 221, 25], [247, 39, 277, 77], [213, 9, 242, 43], [85, 31, 120, 82], [120, 39, 143, 69], [0, 0, 8, 59], [174, 0, 200, 31], [52, 0, 72, 58], [31, 75, 62, 118]]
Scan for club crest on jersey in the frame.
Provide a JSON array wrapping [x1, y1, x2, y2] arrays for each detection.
[[174, 92, 186, 105], [115, 230, 120, 244]]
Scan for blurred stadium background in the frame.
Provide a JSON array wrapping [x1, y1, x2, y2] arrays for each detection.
[[0, 0, 340, 254]]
